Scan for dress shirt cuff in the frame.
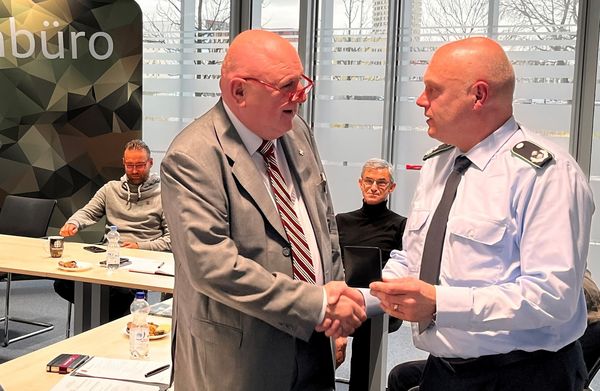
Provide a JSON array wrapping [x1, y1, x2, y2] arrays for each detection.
[[318, 287, 327, 325], [358, 287, 383, 317], [435, 285, 473, 328]]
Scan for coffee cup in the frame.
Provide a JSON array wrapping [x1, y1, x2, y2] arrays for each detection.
[[48, 236, 64, 258]]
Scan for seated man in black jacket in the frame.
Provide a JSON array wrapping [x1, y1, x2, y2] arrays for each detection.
[[336, 158, 407, 390]]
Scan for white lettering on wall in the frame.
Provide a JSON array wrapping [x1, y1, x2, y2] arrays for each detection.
[[40, 21, 64, 59], [10, 17, 35, 58], [70, 31, 86, 59], [88, 32, 113, 60], [0, 17, 114, 60]]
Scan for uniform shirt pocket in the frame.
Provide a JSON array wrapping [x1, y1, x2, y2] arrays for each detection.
[[407, 209, 430, 232], [447, 216, 506, 245], [405, 209, 430, 277], [444, 215, 508, 284]]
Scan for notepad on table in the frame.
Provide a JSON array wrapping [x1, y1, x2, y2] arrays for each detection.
[[126, 257, 174, 277], [71, 356, 171, 385]]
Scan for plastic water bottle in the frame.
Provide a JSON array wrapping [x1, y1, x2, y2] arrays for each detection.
[[106, 225, 120, 272], [129, 291, 150, 359]]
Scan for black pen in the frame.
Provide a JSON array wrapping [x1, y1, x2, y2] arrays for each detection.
[[144, 364, 170, 378]]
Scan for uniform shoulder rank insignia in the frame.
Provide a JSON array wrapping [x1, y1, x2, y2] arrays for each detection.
[[511, 140, 554, 169], [423, 144, 454, 161]]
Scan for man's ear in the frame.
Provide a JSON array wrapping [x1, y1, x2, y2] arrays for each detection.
[[230, 79, 247, 106], [388, 182, 397, 193], [148, 157, 154, 168], [472, 81, 489, 110]]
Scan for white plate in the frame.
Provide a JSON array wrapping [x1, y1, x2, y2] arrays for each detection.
[[57, 261, 92, 272], [124, 326, 170, 340]]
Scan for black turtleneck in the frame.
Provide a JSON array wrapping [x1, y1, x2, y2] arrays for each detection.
[[335, 200, 406, 265]]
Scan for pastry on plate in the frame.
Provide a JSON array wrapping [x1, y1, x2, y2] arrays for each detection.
[[58, 260, 77, 268]]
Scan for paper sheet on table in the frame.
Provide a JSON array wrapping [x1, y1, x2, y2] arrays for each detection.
[[50, 375, 160, 391], [125, 257, 174, 276], [149, 298, 173, 318], [73, 357, 170, 385], [156, 262, 174, 276]]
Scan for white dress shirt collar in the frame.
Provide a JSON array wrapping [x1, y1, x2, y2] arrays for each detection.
[[223, 101, 280, 154], [461, 116, 519, 172]]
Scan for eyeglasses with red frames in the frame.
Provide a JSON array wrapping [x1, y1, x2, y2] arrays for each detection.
[[242, 74, 314, 103]]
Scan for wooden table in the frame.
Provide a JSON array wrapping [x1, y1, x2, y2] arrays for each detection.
[[0, 314, 172, 390], [0, 234, 174, 333]]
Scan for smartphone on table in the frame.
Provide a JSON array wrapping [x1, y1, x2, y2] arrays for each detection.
[[83, 245, 106, 253]]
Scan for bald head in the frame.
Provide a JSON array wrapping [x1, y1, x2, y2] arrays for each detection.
[[417, 37, 516, 151], [433, 37, 515, 104], [221, 30, 302, 90]]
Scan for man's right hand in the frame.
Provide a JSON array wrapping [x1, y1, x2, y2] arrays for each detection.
[[59, 223, 78, 237], [315, 281, 366, 338]]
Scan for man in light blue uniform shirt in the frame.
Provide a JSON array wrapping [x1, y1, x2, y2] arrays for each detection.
[[367, 37, 595, 389]]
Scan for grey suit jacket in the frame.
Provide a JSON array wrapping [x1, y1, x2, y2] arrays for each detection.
[[161, 100, 343, 391]]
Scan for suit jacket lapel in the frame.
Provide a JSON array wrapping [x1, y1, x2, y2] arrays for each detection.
[[212, 101, 287, 240], [281, 128, 327, 257]]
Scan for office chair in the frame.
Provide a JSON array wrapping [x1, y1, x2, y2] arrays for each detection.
[[0, 195, 57, 346]]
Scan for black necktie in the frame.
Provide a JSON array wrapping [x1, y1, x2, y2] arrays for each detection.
[[418, 155, 471, 333]]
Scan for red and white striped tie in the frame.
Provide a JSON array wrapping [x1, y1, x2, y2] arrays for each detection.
[[259, 140, 316, 284]]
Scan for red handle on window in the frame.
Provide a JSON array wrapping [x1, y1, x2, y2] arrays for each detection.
[[405, 164, 422, 170]]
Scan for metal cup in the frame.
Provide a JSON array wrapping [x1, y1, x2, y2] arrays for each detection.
[[48, 236, 64, 258]]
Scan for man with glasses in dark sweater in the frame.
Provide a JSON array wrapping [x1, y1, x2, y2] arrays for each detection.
[[336, 158, 407, 390]]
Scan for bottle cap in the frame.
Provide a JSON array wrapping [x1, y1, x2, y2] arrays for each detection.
[[135, 291, 145, 299], [110, 225, 118, 231]]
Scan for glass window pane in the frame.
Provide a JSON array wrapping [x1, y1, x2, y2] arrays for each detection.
[[315, 0, 387, 213], [499, 0, 577, 151], [260, 0, 300, 30], [589, 31, 600, 282], [136, 0, 230, 168], [257, 1, 300, 51]]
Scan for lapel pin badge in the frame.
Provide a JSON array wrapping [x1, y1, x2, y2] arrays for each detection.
[[298, 149, 304, 156]]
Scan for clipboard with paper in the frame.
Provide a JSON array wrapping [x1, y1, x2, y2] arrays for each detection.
[[64, 357, 171, 389]]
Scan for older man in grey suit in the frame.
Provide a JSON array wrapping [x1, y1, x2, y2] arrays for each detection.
[[161, 30, 366, 391]]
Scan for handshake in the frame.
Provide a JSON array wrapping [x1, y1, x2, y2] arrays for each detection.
[[314, 281, 366, 338]]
